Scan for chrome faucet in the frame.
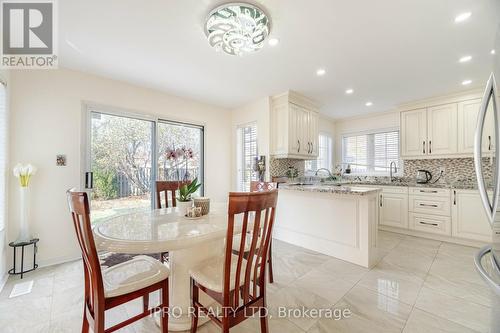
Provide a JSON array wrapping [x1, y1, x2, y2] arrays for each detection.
[[390, 161, 397, 182], [315, 168, 335, 180]]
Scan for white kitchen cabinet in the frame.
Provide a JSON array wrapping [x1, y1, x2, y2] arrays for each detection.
[[401, 108, 427, 157], [409, 212, 451, 236], [379, 189, 409, 229], [270, 91, 319, 159], [427, 104, 458, 155], [457, 98, 495, 154], [452, 189, 492, 242], [308, 111, 319, 156]]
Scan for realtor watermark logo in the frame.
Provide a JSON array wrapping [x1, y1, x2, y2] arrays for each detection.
[[1, 0, 58, 69]]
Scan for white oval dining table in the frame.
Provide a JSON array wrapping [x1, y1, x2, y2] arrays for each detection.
[[93, 203, 236, 331]]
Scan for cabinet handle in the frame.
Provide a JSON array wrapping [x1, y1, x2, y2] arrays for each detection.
[[419, 189, 438, 193], [453, 190, 456, 205], [380, 194, 383, 207], [419, 221, 438, 227], [429, 140, 432, 154], [419, 203, 438, 208], [423, 141, 426, 154], [488, 136, 491, 151], [308, 142, 311, 154], [297, 140, 300, 153]]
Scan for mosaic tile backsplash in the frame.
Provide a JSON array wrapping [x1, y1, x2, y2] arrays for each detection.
[[269, 156, 495, 185], [403, 157, 494, 183], [269, 157, 305, 178]]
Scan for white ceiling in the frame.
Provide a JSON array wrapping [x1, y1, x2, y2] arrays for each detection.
[[59, 0, 500, 118]]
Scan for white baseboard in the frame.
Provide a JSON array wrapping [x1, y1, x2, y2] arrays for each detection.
[[379, 226, 488, 248], [0, 273, 9, 293], [21, 254, 81, 271]]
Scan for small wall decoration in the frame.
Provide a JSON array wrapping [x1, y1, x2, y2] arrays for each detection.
[[56, 155, 67, 166]]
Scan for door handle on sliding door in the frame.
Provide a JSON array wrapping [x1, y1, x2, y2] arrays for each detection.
[[85, 172, 94, 189]]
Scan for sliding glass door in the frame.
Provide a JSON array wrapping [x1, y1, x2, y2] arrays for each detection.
[[88, 112, 155, 222], [157, 120, 204, 194], [85, 108, 204, 222]]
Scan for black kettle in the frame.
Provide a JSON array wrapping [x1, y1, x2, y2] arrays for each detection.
[[416, 170, 432, 184]]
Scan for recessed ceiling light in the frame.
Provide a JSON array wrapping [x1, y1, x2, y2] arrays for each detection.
[[268, 38, 279, 46], [454, 12, 471, 23], [345, 89, 354, 94], [462, 79, 472, 85], [459, 55, 472, 63], [316, 68, 326, 76], [492, 49, 496, 55], [365, 102, 373, 106]]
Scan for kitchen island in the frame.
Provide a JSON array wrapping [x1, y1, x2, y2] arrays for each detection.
[[274, 184, 382, 268]]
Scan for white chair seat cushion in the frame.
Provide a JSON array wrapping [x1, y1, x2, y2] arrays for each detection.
[[232, 233, 262, 253], [102, 255, 170, 298], [189, 254, 259, 293]]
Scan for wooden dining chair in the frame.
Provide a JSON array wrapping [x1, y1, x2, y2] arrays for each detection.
[[189, 190, 279, 333], [67, 190, 170, 333], [155, 180, 190, 262], [156, 180, 191, 209], [232, 181, 277, 283]]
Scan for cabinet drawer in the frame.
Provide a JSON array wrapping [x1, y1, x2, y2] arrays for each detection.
[[409, 187, 450, 197], [410, 195, 451, 216], [409, 213, 451, 236]]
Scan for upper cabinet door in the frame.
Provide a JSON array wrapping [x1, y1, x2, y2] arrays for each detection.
[[401, 109, 427, 157], [288, 103, 302, 154], [457, 99, 491, 154], [427, 103, 458, 155], [309, 111, 319, 156]]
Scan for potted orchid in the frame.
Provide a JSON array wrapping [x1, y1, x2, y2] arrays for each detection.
[[13, 163, 37, 243], [165, 146, 202, 216]]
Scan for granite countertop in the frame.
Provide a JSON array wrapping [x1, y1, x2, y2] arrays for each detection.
[[279, 183, 381, 196], [344, 180, 483, 190], [281, 180, 487, 191]]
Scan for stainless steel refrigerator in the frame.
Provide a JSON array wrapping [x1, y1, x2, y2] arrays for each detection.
[[473, 10, 500, 331]]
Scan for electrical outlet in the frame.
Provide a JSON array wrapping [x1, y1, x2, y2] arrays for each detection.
[[439, 167, 445, 174]]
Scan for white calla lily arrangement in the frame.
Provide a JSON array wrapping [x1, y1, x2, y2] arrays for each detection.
[[13, 163, 37, 187]]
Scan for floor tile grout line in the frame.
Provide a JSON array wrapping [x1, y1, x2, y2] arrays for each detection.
[[400, 240, 443, 333], [329, 232, 410, 311]]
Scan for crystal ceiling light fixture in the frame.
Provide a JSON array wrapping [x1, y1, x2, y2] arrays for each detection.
[[205, 2, 270, 56]]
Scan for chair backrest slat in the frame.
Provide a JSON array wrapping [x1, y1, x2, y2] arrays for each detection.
[[224, 190, 278, 307], [155, 181, 190, 209]]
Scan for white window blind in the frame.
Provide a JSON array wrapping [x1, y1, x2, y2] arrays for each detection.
[[305, 133, 333, 173], [342, 130, 400, 175], [0, 83, 6, 231], [236, 123, 258, 191]]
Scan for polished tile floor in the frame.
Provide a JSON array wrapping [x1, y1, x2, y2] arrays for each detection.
[[0, 231, 496, 333]]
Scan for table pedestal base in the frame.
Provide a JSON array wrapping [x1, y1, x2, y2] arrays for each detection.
[[162, 239, 224, 331]]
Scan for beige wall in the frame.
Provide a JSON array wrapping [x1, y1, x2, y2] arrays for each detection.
[[8, 68, 232, 266], [0, 69, 10, 288], [230, 97, 271, 190]]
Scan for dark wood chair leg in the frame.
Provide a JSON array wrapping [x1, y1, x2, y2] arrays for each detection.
[[143, 293, 149, 312], [190, 278, 199, 333], [94, 308, 105, 333], [222, 317, 230, 333], [259, 305, 269, 333], [82, 310, 89, 333], [268, 241, 274, 284], [161, 280, 169, 333]]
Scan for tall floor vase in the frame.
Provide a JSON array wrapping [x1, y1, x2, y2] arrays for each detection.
[[16, 186, 31, 243]]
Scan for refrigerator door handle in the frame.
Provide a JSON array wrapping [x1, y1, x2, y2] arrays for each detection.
[[474, 246, 500, 296], [474, 73, 500, 227]]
